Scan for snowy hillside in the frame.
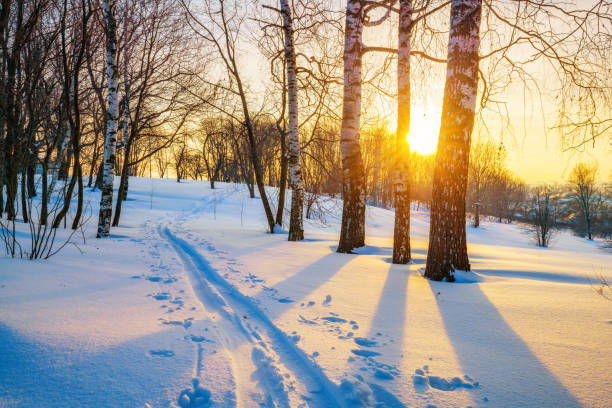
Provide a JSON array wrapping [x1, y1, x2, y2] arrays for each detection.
[[1, 177, 611, 408]]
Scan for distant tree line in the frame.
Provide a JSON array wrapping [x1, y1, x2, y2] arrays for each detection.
[[466, 149, 612, 247]]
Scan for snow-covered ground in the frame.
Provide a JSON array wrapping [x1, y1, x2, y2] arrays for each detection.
[[1, 177, 610, 408]]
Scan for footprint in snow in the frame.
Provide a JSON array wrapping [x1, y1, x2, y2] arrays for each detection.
[[321, 316, 347, 323], [162, 318, 193, 329], [351, 349, 381, 357], [297, 315, 317, 325], [149, 349, 175, 357], [177, 378, 212, 408], [353, 337, 377, 347], [189, 334, 213, 343], [150, 292, 171, 301], [374, 369, 394, 380], [412, 366, 478, 392]]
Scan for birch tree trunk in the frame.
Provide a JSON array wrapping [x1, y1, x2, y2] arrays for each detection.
[[337, 0, 366, 253], [425, 0, 482, 281], [97, 0, 119, 238], [120, 0, 129, 202], [280, 0, 304, 241], [392, 0, 412, 264], [111, 2, 130, 227]]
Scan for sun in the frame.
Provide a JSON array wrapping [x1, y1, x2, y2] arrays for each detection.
[[406, 107, 441, 155]]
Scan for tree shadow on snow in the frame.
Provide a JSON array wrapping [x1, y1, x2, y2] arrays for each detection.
[[258, 252, 354, 321], [340, 265, 410, 407], [0, 276, 142, 305], [475, 268, 593, 285], [367, 264, 410, 351], [223, 234, 293, 257], [428, 282, 580, 407], [0, 321, 221, 408]]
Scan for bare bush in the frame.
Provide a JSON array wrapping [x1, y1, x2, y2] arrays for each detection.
[[528, 186, 560, 247], [568, 161, 602, 240], [0, 181, 89, 259]]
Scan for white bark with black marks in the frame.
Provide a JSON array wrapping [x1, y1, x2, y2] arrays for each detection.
[[425, 0, 482, 280], [337, 0, 366, 253], [393, 0, 412, 264], [280, 0, 304, 241], [97, 0, 119, 238]]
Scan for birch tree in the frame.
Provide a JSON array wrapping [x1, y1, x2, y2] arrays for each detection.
[[337, 0, 366, 253], [392, 0, 412, 264], [425, 0, 482, 281], [339, 0, 448, 254], [97, 0, 119, 238], [279, 0, 304, 241]]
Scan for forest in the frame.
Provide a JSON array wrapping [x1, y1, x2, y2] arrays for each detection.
[[1, 1, 611, 407], [1, 0, 610, 267]]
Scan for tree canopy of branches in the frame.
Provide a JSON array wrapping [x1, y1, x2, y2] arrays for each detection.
[[568, 161, 601, 240]]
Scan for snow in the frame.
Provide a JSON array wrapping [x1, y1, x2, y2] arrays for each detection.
[[1, 177, 611, 407]]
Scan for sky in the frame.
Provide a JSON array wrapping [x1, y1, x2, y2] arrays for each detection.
[[404, 105, 612, 185], [375, 82, 612, 185], [502, 122, 611, 185], [238, 0, 612, 185]]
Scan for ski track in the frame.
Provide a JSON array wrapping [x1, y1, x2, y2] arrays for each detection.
[[136, 189, 344, 407], [138, 188, 412, 407], [137, 191, 241, 408], [161, 225, 346, 408]]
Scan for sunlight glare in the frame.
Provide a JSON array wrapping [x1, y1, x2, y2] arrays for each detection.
[[406, 107, 441, 155]]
